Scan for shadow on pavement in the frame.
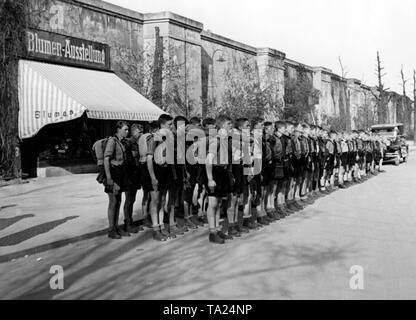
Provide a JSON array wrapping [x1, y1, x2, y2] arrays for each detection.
[[0, 204, 18, 210], [0, 214, 35, 232], [0, 216, 79, 247], [13, 228, 359, 299]]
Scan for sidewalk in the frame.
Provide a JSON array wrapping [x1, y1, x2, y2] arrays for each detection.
[[1, 144, 416, 264], [0, 174, 145, 262]]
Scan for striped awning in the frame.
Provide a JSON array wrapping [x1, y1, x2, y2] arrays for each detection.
[[18, 59, 166, 139]]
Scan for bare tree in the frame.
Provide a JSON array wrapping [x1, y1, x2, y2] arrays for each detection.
[[413, 69, 416, 144], [399, 65, 410, 135], [400, 65, 408, 97], [338, 56, 348, 78], [372, 51, 391, 123]]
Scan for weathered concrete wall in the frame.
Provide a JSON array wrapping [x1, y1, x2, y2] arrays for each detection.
[[142, 12, 203, 115], [27, 0, 414, 132], [29, 0, 144, 91], [256, 48, 286, 120], [201, 31, 258, 116]]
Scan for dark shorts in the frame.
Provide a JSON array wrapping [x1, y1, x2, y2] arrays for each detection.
[[197, 164, 207, 186], [138, 162, 173, 191], [305, 156, 313, 172], [374, 151, 382, 163], [183, 163, 200, 203], [325, 155, 335, 173], [231, 164, 247, 194], [155, 164, 173, 190], [340, 152, 349, 167], [262, 162, 272, 186], [125, 165, 141, 190], [172, 164, 185, 190], [104, 165, 127, 193], [348, 152, 357, 167], [357, 151, 365, 165], [292, 158, 303, 178], [138, 162, 152, 192], [283, 158, 293, 178], [366, 152, 373, 163], [312, 155, 319, 173], [250, 174, 262, 206], [271, 161, 285, 180], [205, 166, 232, 198]]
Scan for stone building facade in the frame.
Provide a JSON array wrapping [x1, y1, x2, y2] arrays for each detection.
[[29, 0, 414, 135]]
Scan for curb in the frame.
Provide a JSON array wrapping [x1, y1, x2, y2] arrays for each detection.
[[0, 179, 30, 188]]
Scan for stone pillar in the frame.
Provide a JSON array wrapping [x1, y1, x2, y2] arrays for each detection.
[[256, 48, 286, 121], [312, 67, 332, 125], [143, 12, 203, 116]]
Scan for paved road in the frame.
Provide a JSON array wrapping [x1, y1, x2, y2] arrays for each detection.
[[1, 157, 416, 299]]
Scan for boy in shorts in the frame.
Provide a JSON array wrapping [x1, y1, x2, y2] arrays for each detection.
[[205, 115, 234, 244]]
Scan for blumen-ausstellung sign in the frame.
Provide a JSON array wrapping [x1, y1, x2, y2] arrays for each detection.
[[25, 29, 111, 70]]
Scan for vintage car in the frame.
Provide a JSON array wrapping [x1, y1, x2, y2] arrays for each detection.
[[370, 123, 409, 165]]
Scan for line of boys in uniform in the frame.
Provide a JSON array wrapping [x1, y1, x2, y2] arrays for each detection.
[[101, 115, 387, 243]]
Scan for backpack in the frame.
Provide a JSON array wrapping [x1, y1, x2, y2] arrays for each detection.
[[92, 136, 125, 166], [92, 137, 111, 166]]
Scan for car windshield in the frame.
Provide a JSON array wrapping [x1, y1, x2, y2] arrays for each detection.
[[375, 131, 394, 136]]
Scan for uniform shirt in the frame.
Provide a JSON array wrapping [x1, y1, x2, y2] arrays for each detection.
[[262, 136, 273, 164], [347, 140, 355, 152], [318, 137, 327, 156], [281, 134, 292, 158], [174, 130, 187, 165], [185, 124, 203, 165], [104, 136, 126, 167], [124, 137, 140, 167], [153, 128, 174, 166], [269, 134, 284, 163], [138, 133, 155, 163], [364, 140, 373, 152], [299, 136, 309, 156], [356, 138, 363, 152], [334, 140, 342, 154], [208, 135, 231, 166], [230, 129, 244, 164], [341, 140, 349, 153], [292, 136, 302, 159], [326, 139, 335, 155], [308, 137, 316, 154]]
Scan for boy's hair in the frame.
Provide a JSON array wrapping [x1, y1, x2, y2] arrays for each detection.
[[235, 117, 249, 129], [145, 121, 160, 133], [216, 114, 232, 127], [173, 115, 188, 128], [251, 117, 264, 128], [189, 116, 201, 125], [115, 121, 129, 131], [264, 121, 274, 128], [301, 123, 310, 129], [285, 121, 295, 127], [158, 114, 173, 125], [275, 121, 286, 131], [202, 117, 216, 127], [329, 130, 337, 135], [131, 123, 144, 132]]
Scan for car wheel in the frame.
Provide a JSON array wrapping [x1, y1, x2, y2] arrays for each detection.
[[394, 156, 400, 166]]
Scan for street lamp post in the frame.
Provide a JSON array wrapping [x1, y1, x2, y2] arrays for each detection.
[[210, 49, 226, 109]]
